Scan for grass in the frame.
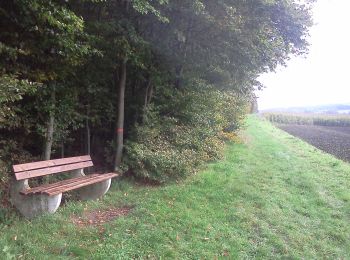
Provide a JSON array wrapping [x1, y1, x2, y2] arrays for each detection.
[[1, 116, 350, 259]]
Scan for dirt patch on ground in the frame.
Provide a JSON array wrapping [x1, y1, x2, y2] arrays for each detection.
[[278, 124, 350, 162], [71, 206, 133, 227]]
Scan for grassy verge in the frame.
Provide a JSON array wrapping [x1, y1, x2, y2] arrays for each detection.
[[1, 116, 350, 259]]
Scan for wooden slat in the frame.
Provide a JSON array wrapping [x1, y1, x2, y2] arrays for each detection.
[[45, 173, 118, 196], [15, 161, 94, 180], [13, 155, 91, 173], [21, 173, 118, 196], [46, 173, 118, 196], [41, 174, 110, 194], [20, 174, 100, 195]]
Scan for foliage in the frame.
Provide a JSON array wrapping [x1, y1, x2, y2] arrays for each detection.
[[0, 75, 39, 128], [0, 0, 91, 82], [124, 84, 250, 182], [131, 0, 169, 22], [263, 112, 350, 127], [0, 0, 313, 193]]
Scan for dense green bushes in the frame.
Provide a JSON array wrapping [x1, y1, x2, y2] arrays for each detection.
[[263, 112, 350, 127], [125, 84, 249, 182]]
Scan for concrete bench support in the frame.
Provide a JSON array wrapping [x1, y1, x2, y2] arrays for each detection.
[[71, 169, 112, 200], [10, 179, 62, 219]]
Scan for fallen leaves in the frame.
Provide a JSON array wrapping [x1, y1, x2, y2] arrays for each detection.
[[71, 206, 133, 227]]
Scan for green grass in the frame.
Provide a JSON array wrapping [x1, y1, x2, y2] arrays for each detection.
[[1, 116, 350, 259]]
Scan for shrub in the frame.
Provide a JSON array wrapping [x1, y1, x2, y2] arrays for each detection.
[[124, 83, 249, 182]]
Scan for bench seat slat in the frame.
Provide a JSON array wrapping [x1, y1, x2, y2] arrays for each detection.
[[20, 174, 101, 195], [13, 155, 91, 173], [41, 173, 114, 194], [15, 161, 94, 180], [21, 173, 118, 196], [45, 173, 118, 196]]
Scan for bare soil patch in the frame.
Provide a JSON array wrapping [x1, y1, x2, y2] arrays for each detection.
[[278, 124, 350, 162], [71, 206, 133, 227]]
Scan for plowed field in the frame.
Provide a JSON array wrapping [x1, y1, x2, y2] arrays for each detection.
[[278, 124, 350, 162]]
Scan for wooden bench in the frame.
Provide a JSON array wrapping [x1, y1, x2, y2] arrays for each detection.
[[10, 155, 119, 219]]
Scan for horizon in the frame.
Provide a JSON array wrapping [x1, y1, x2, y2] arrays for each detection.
[[258, 101, 350, 111]]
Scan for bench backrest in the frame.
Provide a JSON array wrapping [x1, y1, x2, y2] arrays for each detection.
[[13, 155, 93, 180]]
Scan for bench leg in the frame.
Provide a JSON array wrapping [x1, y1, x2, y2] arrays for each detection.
[[10, 179, 62, 219], [70, 169, 112, 201], [75, 178, 112, 201]]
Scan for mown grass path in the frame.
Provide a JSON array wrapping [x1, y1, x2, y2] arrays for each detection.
[[1, 116, 350, 259]]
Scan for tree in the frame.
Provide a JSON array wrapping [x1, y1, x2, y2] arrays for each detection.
[[0, 0, 91, 159], [0, 0, 313, 183]]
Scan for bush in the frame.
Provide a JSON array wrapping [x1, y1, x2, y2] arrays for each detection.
[[124, 82, 249, 183], [0, 140, 37, 209]]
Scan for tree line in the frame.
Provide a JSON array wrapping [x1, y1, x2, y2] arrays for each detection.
[[0, 0, 313, 184]]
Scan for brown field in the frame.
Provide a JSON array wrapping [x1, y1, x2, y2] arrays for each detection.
[[278, 124, 350, 162]]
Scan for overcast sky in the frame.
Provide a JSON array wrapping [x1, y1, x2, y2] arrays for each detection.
[[257, 0, 350, 110]]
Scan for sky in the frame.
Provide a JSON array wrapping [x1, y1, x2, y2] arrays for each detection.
[[257, 0, 350, 110]]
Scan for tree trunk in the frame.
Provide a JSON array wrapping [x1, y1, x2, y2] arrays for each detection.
[[148, 81, 154, 104], [143, 79, 152, 109], [61, 142, 64, 158], [175, 17, 194, 89], [113, 58, 127, 171], [85, 116, 91, 174], [43, 89, 55, 160], [86, 106, 91, 156], [143, 79, 153, 122], [174, 65, 184, 89], [86, 117, 91, 155]]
